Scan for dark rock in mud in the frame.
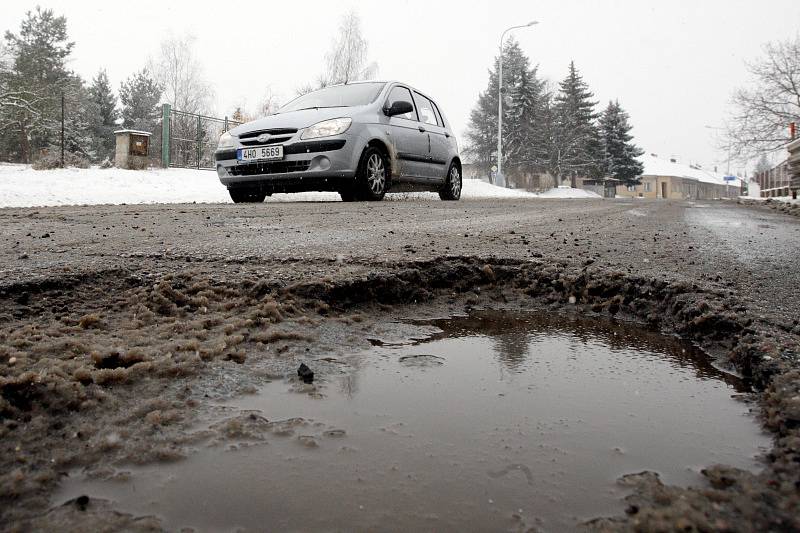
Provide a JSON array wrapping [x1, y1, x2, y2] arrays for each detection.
[[297, 363, 314, 384]]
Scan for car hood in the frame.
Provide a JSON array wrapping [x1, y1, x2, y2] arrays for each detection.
[[230, 107, 360, 136]]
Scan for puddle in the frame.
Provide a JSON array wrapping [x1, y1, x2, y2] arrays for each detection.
[[54, 311, 770, 532]]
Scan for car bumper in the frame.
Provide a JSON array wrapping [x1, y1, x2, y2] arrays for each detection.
[[215, 136, 357, 193]]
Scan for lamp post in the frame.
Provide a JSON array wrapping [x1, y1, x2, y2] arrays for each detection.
[[497, 20, 538, 188], [705, 124, 733, 197]]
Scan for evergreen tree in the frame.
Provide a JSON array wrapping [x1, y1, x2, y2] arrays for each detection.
[[507, 65, 549, 177], [119, 69, 162, 132], [0, 7, 74, 162], [599, 100, 644, 185], [464, 38, 549, 184], [550, 61, 602, 185], [87, 69, 118, 161]]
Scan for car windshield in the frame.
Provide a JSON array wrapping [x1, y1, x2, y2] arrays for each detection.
[[278, 82, 386, 113]]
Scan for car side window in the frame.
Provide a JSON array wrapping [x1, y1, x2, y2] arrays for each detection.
[[414, 93, 440, 126], [386, 86, 417, 121], [431, 100, 445, 129]]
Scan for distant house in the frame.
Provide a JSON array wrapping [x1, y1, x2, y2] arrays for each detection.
[[616, 154, 742, 200]]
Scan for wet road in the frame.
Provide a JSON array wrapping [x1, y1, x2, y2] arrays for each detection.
[[686, 202, 800, 321], [1, 198, 798, 325]]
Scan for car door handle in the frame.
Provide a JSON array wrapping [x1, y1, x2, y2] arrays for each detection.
[[418, 126, 426, 132]]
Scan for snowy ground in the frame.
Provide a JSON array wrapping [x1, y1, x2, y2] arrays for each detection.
[[0, 164, 599, 208], [739, 195, 799, 205]]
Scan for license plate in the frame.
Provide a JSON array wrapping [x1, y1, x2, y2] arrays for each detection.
[[237, 145, 283, 162]]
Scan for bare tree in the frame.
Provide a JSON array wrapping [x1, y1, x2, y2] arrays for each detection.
[[727, 35, 800, 158], [324, 10, 377, 85], [149, 34, 214, 114], [257, 86, 280, 117]]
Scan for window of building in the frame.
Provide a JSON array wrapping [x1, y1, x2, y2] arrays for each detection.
[[643, 182, 652, 192], [627, 185, 636, 192]]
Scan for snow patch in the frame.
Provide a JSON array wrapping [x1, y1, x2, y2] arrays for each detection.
[[0, 165, 600, 208]]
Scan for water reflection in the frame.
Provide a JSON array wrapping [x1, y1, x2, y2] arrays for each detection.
[[52, 309, 767, 533], [423, 310, 750, 392]]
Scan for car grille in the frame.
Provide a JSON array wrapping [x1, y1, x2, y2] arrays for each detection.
[[240, 135, 293, 146], [228, 160, 311, 176], [284, 139, 346, 154], [215, 149, 237, 161], [238, 128, 298, 146], [239, 128, 298, 138]]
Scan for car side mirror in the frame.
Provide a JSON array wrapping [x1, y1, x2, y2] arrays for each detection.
[[384, 100, 414, 117]]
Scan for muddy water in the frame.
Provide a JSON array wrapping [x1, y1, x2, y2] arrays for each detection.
[[54, 312, 770, 532]]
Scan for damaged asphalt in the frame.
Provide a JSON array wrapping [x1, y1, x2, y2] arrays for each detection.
[[0, 197, 799, 531]]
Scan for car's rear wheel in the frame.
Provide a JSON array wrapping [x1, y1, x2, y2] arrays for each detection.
[[439, 162, 462, 201], [229, 187, 267, 203], [356, 147, 387, 201]]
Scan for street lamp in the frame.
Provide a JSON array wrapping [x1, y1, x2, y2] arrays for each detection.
[[705, 124, 734, 197], [497, 20, 538, 188]]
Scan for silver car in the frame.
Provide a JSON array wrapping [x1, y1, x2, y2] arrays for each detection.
[[215, 81, 462, 203]]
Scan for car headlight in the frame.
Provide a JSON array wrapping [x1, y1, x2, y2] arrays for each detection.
[[218, 131, 238, 150], [301, 118, 352, 140]]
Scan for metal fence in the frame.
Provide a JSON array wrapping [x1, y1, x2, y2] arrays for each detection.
[[755, 160, 790, 198], [160, 104, 241, 170]]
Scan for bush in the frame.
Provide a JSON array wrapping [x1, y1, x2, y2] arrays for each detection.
[[32, 151, 90, 170]]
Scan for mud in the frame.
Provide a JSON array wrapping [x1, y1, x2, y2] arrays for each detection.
[[738, 197, 800, 218], [50, 311, 769, 532], [0, 199, 799, 531]]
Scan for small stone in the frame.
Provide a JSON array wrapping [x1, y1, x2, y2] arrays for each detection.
[[75, 495, 89, 511], [297, 363, 314, 384]]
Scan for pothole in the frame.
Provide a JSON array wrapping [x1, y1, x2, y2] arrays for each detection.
[[52, 310, 770, 532]]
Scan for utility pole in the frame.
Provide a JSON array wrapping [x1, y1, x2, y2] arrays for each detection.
[[60, 92, 65, 168], [497, 21, 538, 188]]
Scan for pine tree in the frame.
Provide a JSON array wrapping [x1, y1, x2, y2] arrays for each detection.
[[0, 7, 75, 163], [599, 100, 644, 185], [465, 38, 549, 184], [87, 69, 118, 161], [119, 69, 162, 132], [550, 61, 602, 185], [507, 65, 548, 178]]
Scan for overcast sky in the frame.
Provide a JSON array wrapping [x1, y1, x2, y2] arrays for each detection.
[[3, 0, 799, 173]]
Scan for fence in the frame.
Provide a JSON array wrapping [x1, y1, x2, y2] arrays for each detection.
[[160, 104, 241, 170], [754, 160, 790, 198]]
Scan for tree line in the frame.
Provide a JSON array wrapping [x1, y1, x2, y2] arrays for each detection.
[[0, 8, 377, 167], [0, 7, 218, 165], [465, 39, 643, 188]]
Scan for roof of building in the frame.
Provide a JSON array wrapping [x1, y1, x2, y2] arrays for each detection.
[[638, 153, 741, 187], [113, 129, 152, 136]]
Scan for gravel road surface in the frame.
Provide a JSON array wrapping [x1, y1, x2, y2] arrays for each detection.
[[1, 198, 798, 531]]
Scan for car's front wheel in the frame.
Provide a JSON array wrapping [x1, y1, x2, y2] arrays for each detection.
[[356, 147, 388, 201], [439, 162, 462, 201], [229, 187, 267, 203]]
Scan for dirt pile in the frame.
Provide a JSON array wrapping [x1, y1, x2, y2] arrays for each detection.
[[0, 256, 798, 531]]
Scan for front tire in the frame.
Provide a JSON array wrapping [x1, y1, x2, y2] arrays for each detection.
[[229, 187, 267, 203], [356, 147, 388, 201], [439, 162, 462, 201]]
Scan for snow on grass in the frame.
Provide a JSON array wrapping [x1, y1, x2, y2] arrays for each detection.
[[0, 164, 599, 208]]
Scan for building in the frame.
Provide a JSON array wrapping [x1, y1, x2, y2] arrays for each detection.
[[754, 160, 791, 198], [616, 154, 742, 200]]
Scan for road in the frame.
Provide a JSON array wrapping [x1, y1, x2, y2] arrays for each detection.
[[1, 197, 799, 531], [1, 198, 798, 326]]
